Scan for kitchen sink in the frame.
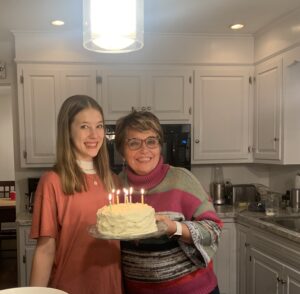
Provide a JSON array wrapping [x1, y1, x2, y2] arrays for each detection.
[[260, 216, 300, 233]]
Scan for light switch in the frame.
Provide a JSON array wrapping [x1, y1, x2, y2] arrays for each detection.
[[0, 62, 6, 79]]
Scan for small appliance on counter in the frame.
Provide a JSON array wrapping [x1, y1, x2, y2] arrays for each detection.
[[211, 166, 226, 205], [291, 188, 300, 212], [25, 177, 40, 213]]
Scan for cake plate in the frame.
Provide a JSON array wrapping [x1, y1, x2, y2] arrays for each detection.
[[87, 221, 168, 241]]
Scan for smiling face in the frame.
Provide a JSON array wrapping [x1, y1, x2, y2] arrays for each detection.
[[124, 128, 161, 175], [70, 107, 104, 161]]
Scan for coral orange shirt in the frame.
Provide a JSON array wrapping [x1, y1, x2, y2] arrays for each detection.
[[31, 171, 122, 294]]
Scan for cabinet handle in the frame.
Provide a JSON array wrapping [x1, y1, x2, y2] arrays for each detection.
[[189, 107, 192, 115], [147, 106, 151, 111], [195, 139, 200, 144], [22, 255, 26, 263], [281, 279, 286, 285], [141, 106, 146, 111], [274, 138, 279, 142], [245, 242, 250, 247], [131, 106, 135, 112]]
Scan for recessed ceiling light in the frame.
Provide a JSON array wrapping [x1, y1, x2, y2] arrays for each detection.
[[230, 23, 244, 30], [51, 20, 65, 26]]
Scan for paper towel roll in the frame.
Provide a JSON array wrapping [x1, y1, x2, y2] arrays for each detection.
[[294, 173, 300, 189]]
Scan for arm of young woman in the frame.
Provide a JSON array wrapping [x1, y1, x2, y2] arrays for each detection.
[[30, 236, 56, 286]]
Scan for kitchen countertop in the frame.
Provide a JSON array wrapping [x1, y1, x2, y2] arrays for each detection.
[[16, 205, 300, 243]]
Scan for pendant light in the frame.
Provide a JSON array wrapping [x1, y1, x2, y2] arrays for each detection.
[[83, 0, 144, 53]]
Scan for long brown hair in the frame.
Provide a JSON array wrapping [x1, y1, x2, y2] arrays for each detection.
[[54, 95, 114, 194]]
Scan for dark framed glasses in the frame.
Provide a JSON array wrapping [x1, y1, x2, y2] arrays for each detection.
[[126, 136, 160, 150]]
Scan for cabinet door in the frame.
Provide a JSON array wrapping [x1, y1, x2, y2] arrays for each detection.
[[283, 265, 300, 294], [254, 58, 282, 161], [213, 221, 237, 294], [25, 246, 35, 286], [19, 66, 99, 166], [237, 224, 250, 294], [248, 247, 282, 294], [59, 69, 98, 111], [22, 69, 59, 164], [147, 70, 192, 122], [101, 69, 147, 121], [193, 68, 251, 163]]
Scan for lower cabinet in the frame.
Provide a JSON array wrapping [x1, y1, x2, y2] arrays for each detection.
[[237, 224, 250, 294], [213, 219, 237, 294], [17, 224, 36, 286], [240, 224, 300, 294]]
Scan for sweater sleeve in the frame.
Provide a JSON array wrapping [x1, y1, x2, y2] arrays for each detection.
[[179, 220, 222, 267], [172, 168, 223, 267]]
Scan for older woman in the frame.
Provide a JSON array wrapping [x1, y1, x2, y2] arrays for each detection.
[[115, 111, 222, 294]]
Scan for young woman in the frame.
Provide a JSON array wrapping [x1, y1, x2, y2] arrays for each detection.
[[30, 95, 123, 294], [115, 110, 222, 294]]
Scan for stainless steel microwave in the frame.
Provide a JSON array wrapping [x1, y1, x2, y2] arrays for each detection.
[[105, 124, 191, 174]]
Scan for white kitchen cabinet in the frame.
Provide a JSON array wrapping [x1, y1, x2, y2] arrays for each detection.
[[101, 68, 193, 122], [213, 219, 237, 294], [249, 246, 282, 294], [100, 68, 147, 121], [247, 225, 300, 294], [17, 224, 36, 286], [17, 64, 98, 167], [193, 67, 252, 164], [253, 57, 282, 162], [254, 46, 300, 164], [237, 223, 250, 294]]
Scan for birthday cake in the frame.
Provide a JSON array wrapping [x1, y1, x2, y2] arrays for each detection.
[[96, 203, 158, 238]]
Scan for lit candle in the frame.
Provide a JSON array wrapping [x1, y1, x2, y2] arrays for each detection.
[[141, 188, 144, 204], [111, 189, 115, 204], [123, 188, 128, 203], [108, 193, 112, 207], [116, 189, 120, 204], [129, 187, 133, 203]]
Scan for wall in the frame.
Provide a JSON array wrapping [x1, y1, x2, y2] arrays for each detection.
[[0, 85, 15, 180], [191, 164, 270, 194], [254, 8, 300, 63], [13, 31, 254, 65]]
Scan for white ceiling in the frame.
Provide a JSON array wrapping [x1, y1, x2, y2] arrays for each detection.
[[1, 0, 300, 41]]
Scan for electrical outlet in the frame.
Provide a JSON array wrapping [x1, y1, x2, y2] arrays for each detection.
[[0, 62, 6, 79]]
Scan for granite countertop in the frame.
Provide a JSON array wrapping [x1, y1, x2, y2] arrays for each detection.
[[16, 205, 300, 243]]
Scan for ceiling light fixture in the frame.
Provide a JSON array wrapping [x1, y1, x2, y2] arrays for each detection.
[[51, 20, 65, 26], [82, 0, 144, 53], [230, 23, 244, 30]]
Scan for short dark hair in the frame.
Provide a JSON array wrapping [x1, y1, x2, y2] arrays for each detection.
[[115, 111, 163, 156]]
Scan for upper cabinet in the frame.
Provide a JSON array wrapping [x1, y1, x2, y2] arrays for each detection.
[[253, 57, 282, 162], [17, 64, 193, 167], [100, 68, 193, 122], [254, 47, 300, 164], [17, 64, 99, 167], [193, 67, 253, 164]]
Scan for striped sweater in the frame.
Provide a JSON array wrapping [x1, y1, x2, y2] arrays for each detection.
[[119, 157, 223, 294]]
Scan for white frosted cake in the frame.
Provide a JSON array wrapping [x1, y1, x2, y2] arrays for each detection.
[[97, 203, 158, 238]]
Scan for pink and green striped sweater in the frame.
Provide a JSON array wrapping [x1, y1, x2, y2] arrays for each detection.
[[119, 157, 223, 294]]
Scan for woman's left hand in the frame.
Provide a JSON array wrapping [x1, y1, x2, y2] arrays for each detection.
[[155, 214, 177, 236]]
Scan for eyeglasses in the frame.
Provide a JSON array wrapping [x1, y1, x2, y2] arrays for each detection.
[[126, 136, 160, 150]]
